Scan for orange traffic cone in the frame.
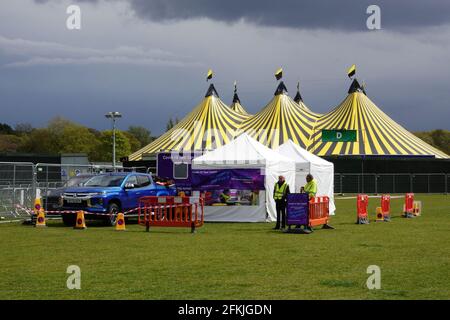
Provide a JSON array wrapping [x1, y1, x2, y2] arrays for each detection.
[[74, 211, 87, 229], [413, 201, 421, 216], [34, 197, 46, 227], [115, 213, 126, 231], [375, 207, 384, 222]]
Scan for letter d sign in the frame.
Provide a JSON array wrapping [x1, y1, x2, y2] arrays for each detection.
[[336, 132, 342, 140]]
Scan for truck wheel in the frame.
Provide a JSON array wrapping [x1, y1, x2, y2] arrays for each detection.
[[106, 203, 120, 226], [62, 213, 76, 226]]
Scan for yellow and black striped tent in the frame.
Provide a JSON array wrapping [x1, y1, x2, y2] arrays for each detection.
[[308, 79, 448, 158], [293, 82, 322, 117], [236, 82, 320, 149], [230, 86, 250, 116], [129, 84, 249, 160]]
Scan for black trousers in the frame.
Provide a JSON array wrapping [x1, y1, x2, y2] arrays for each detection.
[[275, 199, 287, 228]]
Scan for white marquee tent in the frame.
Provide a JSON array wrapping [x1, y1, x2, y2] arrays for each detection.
[[192, 133, 296, 222], [275, 140, 335, 215]]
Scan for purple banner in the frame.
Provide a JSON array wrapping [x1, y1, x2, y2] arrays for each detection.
[[192, 169, 265, 190], [287, 193, 309, 226]]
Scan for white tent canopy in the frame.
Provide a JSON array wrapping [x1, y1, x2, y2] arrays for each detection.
[[192, 133, 296, 222], [275, 140, 335, 215]]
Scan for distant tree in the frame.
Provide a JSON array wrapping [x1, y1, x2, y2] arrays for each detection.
[[14, 123, 33, 135], [59, 125, 99, 155], [165, 117, 180, 132], [430, 129, 450, 155], [166, 118, 175, 132], [18, 128, 58, 154], [127, 126, 153, 148], [45, 117, 99, 156], [92, 130, 131, 162], [123, 131, 141, 153], [47, 117, 72, 136], [17, 117, 100, 157], [0, 123, 14, 135], [413, 131, 433, 145], [88, 127, 102, 138], [0, 135, 23, 153], [414, 129, 450, 155]]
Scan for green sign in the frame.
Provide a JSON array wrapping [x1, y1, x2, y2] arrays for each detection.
[[322, 130, 357, 142]]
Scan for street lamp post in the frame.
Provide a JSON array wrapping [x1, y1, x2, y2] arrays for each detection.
[[105, 112, 122, 171]]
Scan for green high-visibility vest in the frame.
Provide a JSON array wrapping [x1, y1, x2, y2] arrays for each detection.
[[274, 182, 288, 200]]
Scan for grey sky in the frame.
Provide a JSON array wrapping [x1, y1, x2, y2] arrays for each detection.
[[1, 0, 449, 134]]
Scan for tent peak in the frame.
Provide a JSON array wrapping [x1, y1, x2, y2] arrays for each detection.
[[294, 81, 303, 103], [205, 83, 219, 98], [294, 89, 303, 103], [274, 81, 288, 96], [232, 81, 240, 103], [232, 92, 240, 103], [348, 78, 366, 95]]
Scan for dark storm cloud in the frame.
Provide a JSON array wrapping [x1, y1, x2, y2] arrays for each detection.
[[36, 0, 450, 30]]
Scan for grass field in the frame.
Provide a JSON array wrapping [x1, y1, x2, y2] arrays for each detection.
[[0, 194, 449, 300]]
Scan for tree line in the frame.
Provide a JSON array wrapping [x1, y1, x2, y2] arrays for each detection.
[[0, 119, 448, 159], [413, 129, 450, 155], [0, 117, 155, 162]]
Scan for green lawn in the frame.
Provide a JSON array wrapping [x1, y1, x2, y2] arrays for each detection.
[[0, 194, 449, 300]]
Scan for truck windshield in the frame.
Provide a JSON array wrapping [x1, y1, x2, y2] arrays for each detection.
[[65, 176, 92, 187], [84, 175, 125, 187]]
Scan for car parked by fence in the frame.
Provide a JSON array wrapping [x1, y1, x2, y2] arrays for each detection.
[[42, 174, 94, 211], [61, 172, 177, 226]]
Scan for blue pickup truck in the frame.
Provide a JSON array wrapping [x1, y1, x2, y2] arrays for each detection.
[[61, 172, 177, 226]]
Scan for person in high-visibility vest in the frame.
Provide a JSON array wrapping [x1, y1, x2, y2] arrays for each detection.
[[301, 174, 317, 198], [273, 175, 290, 229], [219, 189, 232, 205]]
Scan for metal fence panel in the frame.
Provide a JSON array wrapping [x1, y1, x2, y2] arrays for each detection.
[[0, 162, 146, 221], [0, 162, 35, 220], [429, 174, 446, 193], [377, 175, 394, 194], [412, 174, 428, 193], [1, 165, 448, 221], [333, 173, 448, 195]]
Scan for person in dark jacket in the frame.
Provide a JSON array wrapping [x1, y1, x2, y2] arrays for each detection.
[[273, 175, 290, 229]]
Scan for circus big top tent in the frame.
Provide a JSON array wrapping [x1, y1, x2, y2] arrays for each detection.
[[308, 79, 448, 158], [129, 83, 249, 160], [293, 82, 321, 116], [236, 81, 320, 150]]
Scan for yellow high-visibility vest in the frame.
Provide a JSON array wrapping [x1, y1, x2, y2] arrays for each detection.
[[274, 182, 288, 200], [304, 179, 317, 198]]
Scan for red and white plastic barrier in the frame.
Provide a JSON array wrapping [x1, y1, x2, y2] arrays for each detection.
[[138, 196, 204, 233]]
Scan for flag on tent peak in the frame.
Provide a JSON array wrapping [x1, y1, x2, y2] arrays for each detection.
[[347, 64, 356, 78], [275, 68, 283, 80], [206, 69, 213, 81]]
